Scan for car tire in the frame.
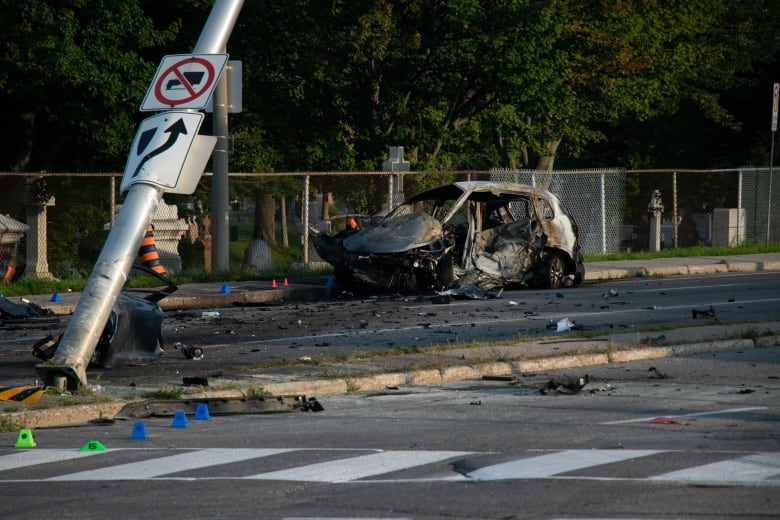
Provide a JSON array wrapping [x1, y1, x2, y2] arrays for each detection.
[[544, 251, 567, 289], [436, 254, 456, 290]]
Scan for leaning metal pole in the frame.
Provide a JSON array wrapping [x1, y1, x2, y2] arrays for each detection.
[[37, 0, 244, 391]]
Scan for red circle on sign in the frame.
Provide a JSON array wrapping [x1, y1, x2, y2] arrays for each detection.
[[153, 57, 216, 106]]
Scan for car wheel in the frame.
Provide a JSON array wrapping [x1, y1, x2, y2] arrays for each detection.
[[545, 251, 567, 289], [436, 254, 456, 290]]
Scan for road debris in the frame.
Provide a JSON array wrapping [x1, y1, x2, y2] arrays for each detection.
[[692, 306, 715, 319], [0, 296, 59, 329], [648, 366, 668, 379], [540, 374, 590, 395], [173, 342, 204, 360], [555, 317, 574, 332]]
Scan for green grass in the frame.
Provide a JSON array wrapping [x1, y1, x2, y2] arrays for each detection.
[[583, 240, 780, 263]]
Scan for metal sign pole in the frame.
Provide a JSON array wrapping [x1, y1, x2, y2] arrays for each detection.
[[768, 83, 778, 244], [37, 0, 244, 390]]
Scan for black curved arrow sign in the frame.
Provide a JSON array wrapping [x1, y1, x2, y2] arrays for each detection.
[[132, 117, 188, 178]]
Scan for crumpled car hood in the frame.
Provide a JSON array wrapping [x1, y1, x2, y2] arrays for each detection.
[[343, 212, 443, 253]]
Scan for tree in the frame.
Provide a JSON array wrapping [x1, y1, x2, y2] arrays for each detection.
[[0, 0, 182, 172], [229, 0, 780, 174]]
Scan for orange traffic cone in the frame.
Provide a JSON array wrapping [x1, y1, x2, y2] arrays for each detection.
[[138, 225, 166, 276], [283, 278, 289, 287], [271, 279, 278, 288]]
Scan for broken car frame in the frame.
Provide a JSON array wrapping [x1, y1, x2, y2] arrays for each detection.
[[311, 181, 586, 294]]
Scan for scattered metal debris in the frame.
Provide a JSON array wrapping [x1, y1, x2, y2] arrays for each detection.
[[117, 395, 324, 419], [540, 374, 590, 395], [174, 342, 204, 360]]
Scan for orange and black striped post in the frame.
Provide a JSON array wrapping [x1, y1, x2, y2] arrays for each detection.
[[137, 225, 167, 276]]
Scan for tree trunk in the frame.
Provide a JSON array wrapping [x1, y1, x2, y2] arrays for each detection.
[[321, 192, 333, 221], [493, 129, 516, 169], [253, 191, 277, 246], [532, 137, 561, 191], [280, 196, 288, 247]]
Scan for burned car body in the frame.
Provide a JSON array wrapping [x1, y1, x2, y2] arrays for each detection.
[[311, 181, 585, 293]]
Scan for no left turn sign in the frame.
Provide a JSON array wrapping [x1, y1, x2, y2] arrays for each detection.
[[141, 54, 229, 111]]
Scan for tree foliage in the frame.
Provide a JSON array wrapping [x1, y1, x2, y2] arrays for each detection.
[[1, 0, 778, 174]]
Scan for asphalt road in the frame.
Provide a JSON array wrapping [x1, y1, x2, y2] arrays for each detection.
[[0, 270, 779, 390], [1, 348, 778, 519]]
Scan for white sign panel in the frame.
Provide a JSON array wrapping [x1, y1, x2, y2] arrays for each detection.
[[121, 111, 205, 192], [140, 53, 229, 111]]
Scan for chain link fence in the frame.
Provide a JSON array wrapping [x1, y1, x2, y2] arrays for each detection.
[[1, 167, 777, 281]]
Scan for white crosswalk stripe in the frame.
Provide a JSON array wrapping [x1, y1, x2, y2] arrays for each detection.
[[650, 452, 780, 483], [1, 448, 779, 485], [48, 448, 292, 481], [0, 448, 101, 470], [247, 450, 470, 483], [467, 449, 660, 480]]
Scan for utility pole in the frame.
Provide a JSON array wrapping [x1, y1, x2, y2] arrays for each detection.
[[37, 0, 245, 390]]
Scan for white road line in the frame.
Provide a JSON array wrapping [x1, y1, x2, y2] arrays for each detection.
[[246, 450, 470, 483], [47, 448, 291, 481], [651, 453, 780, 482], [466, 449, 661, 480], [601, 406, 769, 425], [0, 448, 103, 471]]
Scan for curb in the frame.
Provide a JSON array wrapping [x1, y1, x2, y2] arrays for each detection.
[[4, 335, 776, 430]]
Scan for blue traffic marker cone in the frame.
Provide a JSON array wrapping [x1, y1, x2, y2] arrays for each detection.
[[130, 421, 149, 440], [50, 292, 62, 303], [326, 277, 335, 287], [193, 403, 211, 421], [219, 283, 230, 294], [171, 410, 188, 428]]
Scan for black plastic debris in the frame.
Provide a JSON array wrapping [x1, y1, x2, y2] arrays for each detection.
[[0, 296, 59, 329], [648, 367, 668, 379], [183, 376, 209, 386], [691, 306, 715, 319], [32, 264, 176, 367], [296, 395, 324, 412]]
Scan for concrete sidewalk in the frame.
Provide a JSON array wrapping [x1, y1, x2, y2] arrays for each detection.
[[2, 253, 780, 429]]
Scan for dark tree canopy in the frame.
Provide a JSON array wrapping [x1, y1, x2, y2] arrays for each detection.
[[1, 0, 779, 174]]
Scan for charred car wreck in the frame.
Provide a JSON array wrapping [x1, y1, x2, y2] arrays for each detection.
[[311, 181, 585, 293]]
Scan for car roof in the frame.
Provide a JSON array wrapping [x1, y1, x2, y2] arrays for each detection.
[[406, 181, 558, 203]]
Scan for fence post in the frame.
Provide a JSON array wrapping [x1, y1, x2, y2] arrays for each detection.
[[387, 174, 393, 213], [673, 171, 678, 248], [302, 174, 310, 267], [738, 169, 743, 244], [600, 172, 606, 254], [110, 176, 116, 226]]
